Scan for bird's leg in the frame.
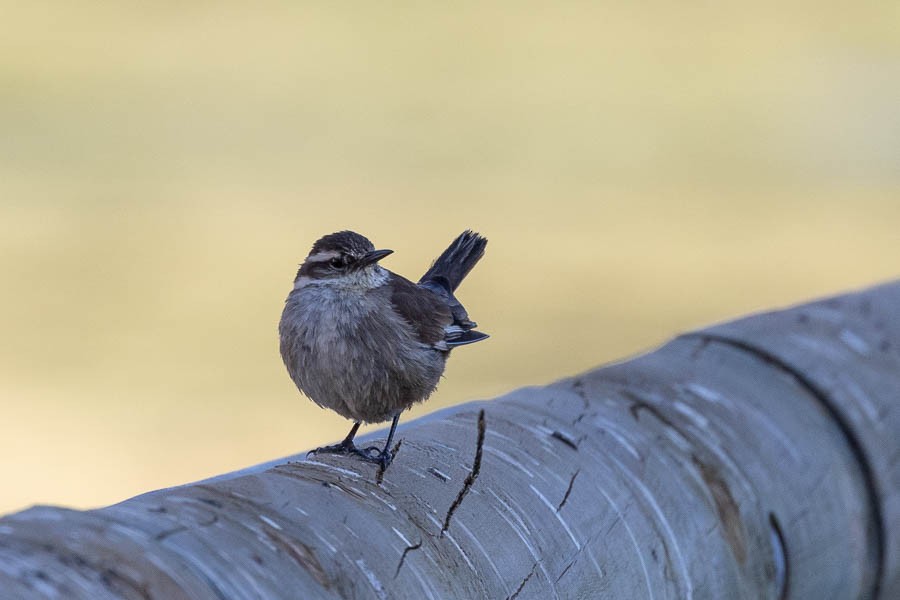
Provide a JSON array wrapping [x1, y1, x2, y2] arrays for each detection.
[[360, 412, 401, 470], [307, 422, 361, 457]]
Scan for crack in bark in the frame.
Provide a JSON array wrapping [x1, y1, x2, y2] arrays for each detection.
[[554, 526, 608, 590], [556, 470, 579, 512], [440, 409, 486, 537], [393, 540, 423, 578], [506, 562, 537, 600], [555, 559, 575, 583]]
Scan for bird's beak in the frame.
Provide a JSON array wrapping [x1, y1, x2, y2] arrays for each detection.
[[358, 249, 394, 268]]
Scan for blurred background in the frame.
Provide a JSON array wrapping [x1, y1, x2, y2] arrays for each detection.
[[1, 2, 898, 515]]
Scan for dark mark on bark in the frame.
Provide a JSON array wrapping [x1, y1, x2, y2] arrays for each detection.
[[100, 567, 152, 600], [550, 430, 578, 451], [428, 467, 449, 482], [394, 540, 423, 578], [154, 513, 218, 542], [14, 543, 141, 597], [58, 551, 87, 569], [691, 454, 746, 564], [18, 542, 153, 600], [859, 298, 871, 316], [506, 562, 537, 600], [324, 480, 366, 500], [626, 393, 677, 430], [557, 471, 579, 512], [263, 525, 331, 588], [154, 525, 188, 541], [441, 409, 486, 537], [690, 336, 711, 359], [768, 513, 790, 600], [571, 379, 590, 409]]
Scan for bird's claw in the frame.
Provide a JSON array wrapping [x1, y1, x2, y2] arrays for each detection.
[[307, 440, 357, 458]]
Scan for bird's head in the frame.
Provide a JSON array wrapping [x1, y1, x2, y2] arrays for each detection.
[[294, 231, 393, 290]]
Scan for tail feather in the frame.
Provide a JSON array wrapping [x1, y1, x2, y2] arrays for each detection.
[[445, 329, 489, 347], [419, 230, 487, 293]]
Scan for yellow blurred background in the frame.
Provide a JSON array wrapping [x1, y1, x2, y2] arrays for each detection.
[[1, 2, 898, 515]]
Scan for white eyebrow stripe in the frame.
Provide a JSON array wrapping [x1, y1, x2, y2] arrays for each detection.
[[305, 250, 340, 263], [294, 276, 314, 289]]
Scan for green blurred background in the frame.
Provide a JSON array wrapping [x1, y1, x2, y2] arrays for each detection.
[[1, 2, 898, 515]]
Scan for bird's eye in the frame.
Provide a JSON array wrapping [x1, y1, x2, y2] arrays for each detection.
[[329, 257, 345, 269]]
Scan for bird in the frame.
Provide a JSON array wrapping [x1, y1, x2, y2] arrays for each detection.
[[279, 230, 488, 470]]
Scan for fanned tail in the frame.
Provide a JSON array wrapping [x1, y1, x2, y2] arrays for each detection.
[[419, 230, 487, 293]]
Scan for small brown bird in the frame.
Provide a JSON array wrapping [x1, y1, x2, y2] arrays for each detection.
[[279, 230, 488, 468]]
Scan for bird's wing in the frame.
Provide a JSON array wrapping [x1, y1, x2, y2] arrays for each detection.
[[388, 274, 453, 347], [388, 274, 488, 350]]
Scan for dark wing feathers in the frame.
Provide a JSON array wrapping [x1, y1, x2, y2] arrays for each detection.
[[388, 274, 488, 349], [389, 274, 452, 346]]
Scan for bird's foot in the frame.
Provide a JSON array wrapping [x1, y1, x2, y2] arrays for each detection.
[[307, 442, 391, 469], [357, 445, 394, 471]]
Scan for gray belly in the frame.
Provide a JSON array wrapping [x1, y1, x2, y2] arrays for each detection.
[[279, 288, 447, 423]]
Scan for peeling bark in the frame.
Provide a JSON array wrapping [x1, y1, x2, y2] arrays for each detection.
[[1, 281, 899, 599]]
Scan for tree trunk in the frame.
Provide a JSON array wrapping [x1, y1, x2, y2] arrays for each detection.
[[1, 282, 898, 599]]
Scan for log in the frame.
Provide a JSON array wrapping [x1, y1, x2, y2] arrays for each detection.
[[1, 281, 898, 599]]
